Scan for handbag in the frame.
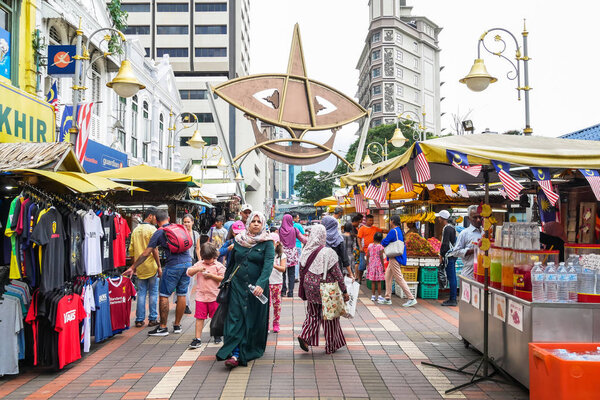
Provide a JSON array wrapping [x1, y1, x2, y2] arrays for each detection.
[[215, 248, 253, 305], [320, 264, 346, 320], [384, 228, 405, 258], [209, 302, 228, 337]]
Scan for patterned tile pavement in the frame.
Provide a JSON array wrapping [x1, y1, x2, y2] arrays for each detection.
[[0, 287, 529, 399]]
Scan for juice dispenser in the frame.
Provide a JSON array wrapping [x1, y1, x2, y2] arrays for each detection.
[[475, 244, 486, 284], [513, 250, 559, 301], [490, 246, 503, 289]]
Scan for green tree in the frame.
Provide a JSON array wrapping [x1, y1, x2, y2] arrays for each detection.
[[334, 122, 433, 176], [294, 171, 335, 203]]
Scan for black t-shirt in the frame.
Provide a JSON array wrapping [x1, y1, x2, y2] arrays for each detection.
[[101, 214, 116, 272], [67, 213, 85, 278], [31, 208, 66, 292], [440, 224, 457, 257]]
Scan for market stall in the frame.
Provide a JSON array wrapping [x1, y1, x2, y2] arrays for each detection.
[[340, 134, 600, 389]]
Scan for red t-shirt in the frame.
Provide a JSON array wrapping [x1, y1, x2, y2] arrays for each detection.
[[25, 290, 39, 365], [54, 294, 86, 369], [113, 214, 131, 268], [108, 277, 136, 331]]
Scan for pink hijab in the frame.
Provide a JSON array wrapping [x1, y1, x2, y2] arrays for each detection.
[[278, 214, 297, 249]]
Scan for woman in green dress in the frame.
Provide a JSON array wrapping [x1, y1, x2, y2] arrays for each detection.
[[216, 211, 275, 368]]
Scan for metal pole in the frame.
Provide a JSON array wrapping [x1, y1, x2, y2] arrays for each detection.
[[167, 109, 174, 170], [71, 21, 84, 145], [483, 168, 490, 377], [522, 22, 532, 135], [354, 108, 372, 170]]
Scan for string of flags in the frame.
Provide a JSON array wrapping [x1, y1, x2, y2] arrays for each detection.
[[491, 160, 524, 201], [447, 150, 482, 177]]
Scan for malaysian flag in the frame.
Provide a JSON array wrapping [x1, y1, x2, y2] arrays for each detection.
[[75, 102, 94, 163], [46, 81, 59, 112], [531, 167, 559, 205], [580, 169, 600, 201], [447, 150, 482, 177], [498, 187, 507, 199], [375, 178, 390, 203], [363, 179, 379, 200], [492, 160, 523, 201], [414, 143, 430, 182], [459, 184, 469, 198], [400, 167, 414, 193], [443, 184, 453, 196], [353, 186, 367, 214]]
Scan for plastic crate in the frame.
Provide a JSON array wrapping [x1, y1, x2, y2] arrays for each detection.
[[419, 265, 438, 284], [366, 279, 385, 290], [401, 266, 418, 282], [396, 281, 418, 299], [529, 342, 600, 400], [418, 283, 439, 299]]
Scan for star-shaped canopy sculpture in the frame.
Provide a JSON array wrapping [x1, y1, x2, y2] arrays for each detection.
[[213, 24, 367, 166]]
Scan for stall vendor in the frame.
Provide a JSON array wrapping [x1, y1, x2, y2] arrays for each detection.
[[448, 205, 482, 279], [540, 221, 567, 262]]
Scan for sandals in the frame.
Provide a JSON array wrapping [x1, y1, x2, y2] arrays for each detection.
[[297, 336, 309, 352]]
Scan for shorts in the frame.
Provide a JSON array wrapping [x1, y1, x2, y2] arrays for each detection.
[[195, 301, 219, 320], [159, 262, 192, 297], [359, 252, 367, 272]]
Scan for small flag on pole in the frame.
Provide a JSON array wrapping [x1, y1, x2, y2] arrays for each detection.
[[579, 169, 600, 201], [400, 167, 414, 193], [75, 102, 94, 163], [376, 178, 390, 203], [492, 160, 524, 201], [447, 150, 482, 177], [353, 185, 367, 214], [414, 143, 430, 182], [531, 167, 559, 205], [459, 184, 469, 198], [443, 184, 453, 196], [364, 179, 379, 200], [425, 184, 436, 191], [46, 81, 59, 112], [498, 188, 507, 199]]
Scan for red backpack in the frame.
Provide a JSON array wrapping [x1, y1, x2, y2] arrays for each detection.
[[159, 224, 193, 254]]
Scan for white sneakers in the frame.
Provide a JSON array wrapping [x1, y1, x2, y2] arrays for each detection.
[[402, 299, 418, 307]]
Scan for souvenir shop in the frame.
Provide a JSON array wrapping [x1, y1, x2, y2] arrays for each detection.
[[340, 134, 600, 389], [0, 170, 138, 377]]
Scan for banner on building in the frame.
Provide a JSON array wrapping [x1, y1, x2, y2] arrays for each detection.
[[82, 139, 128, 173], [48, 45, 76, 76], [0, 26, 11, 80]]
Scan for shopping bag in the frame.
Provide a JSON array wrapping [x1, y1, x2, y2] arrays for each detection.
[[438, 261, 448, 289], [210, 303, 228, 337], [320, 281, 346, 320], [343, 277, 360, 319]]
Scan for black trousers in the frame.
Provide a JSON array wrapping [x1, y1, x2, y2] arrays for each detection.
[[281, 266, 296, 297]]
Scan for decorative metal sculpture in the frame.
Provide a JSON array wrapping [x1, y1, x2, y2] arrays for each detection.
[[213, 24, 367, 167]]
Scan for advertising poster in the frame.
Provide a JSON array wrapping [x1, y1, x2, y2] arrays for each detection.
[[0, 26, 10, 80], [494, 294, 506, 322], [461, 281, 471, 303], [471, 287, 480, 309], [507, 300, 523, 332]]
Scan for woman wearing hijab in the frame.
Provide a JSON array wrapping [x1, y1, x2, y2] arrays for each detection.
[[279, 214, 307, 297], [322, 216, 353, 279], [540, 221, 567, 262], [297, 224, 349, 354], [216, 212, 275, 368]]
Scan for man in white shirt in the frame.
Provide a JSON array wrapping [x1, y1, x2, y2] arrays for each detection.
[[448, 205, 483, 279]]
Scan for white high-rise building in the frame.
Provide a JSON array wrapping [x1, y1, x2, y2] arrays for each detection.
[[357, 0, 442, 134], [122, 0, 268, 209]]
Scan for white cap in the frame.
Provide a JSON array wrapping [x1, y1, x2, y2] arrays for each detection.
[[241, 204, 253, 212], [436, 210, 451, 220]]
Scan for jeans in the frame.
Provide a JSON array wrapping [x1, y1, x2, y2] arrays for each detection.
[[159, 262, 192, 297], [283, 266, 295, 296], [295, 247, 302, 279], [446, 257, 457, 301], [136, 275, 159, 322]]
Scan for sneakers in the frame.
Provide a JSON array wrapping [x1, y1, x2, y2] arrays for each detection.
[[148, 320, 160, 327], [441, 299, 458, 307], [224, 356, 239, 369], [378, 298, 392, 305], [148, 326, 169, 336], [213, 336, 222, 344], [377, 296, 386, 303], [189, 338, 202, 349], [173, 325, 182, 334], [184, 306, 192, 315], [135, 321, 145, 328], [273, 323, 280, 333], [371, 295, 377, 301], [402, 299, 418, 307]]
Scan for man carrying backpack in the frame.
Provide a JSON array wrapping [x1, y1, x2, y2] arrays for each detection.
[[124, 209, 193, 336]]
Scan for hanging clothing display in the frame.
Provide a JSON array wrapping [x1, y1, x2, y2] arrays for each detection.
[[108, 276, 136, 333], [31, 208, 66, 292], [83, 210, 104, 276], [113, 214, 130, 268]]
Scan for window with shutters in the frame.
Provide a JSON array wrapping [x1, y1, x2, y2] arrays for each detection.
[[142, 101, 150, 162], [131, 95, 138, 158], [158, 114, 164, 165], [90, 63, 102, 140]]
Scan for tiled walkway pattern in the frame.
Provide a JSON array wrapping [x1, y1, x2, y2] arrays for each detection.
[[0, 288, 529, 399]]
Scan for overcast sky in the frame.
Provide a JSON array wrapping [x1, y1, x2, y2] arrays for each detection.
[[249, 0, 600, 171]]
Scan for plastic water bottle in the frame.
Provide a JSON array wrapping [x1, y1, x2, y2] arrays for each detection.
[[580, 267, 596, 294], [556, 262, 569, 303], [544, 262, 558, 303], [567, 262, 578, 303], [531, 262, 545, 302], [248, 284, 268, 304]]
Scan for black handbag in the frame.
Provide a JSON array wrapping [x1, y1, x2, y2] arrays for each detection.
[[215, 248, 253, 305], [210, 302, 228, 337]]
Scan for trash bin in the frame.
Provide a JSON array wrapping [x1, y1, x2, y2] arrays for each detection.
[[529, 342, 600, 400]]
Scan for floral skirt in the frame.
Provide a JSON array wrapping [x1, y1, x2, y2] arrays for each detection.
[[283, 246, 299, 267]]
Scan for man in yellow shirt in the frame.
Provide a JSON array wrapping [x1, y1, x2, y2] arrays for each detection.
[[128, 208, 162, 328]]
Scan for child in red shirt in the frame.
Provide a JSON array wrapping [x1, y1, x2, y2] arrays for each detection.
[[186, 243, 225, 348]]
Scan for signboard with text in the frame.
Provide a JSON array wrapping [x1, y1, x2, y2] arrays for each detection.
[[82, 139, 128, 173]]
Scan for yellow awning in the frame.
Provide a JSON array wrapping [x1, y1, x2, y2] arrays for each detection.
[[92, 164, 194, 184], [16, 169, 100, 193], [340, 134, 600, 187], [58, 172, 147, 192]]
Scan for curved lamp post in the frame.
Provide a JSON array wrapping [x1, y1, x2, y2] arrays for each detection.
[[459, 20, 532, 135], [187, 133, 244, 185], [398, 110, 427, 142], [70, 21, 145, 143], [167, 112, 199, 171]]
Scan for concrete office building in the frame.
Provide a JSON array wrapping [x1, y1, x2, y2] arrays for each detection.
[[122, 0, 268, 208], [356, 0, 442, 134]]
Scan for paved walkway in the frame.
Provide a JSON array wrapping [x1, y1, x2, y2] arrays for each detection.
[[0, 287, 528, 400]]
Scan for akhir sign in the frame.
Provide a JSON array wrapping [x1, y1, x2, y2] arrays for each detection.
[[0, 80, 55, 142], [82, 139, 128, 173]]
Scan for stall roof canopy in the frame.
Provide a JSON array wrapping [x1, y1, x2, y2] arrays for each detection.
[[340, 134, 600, 187], [12, 169, 146, 193], [92, 164, 196, 185], [58, 172, 147, 192], [0, 142, 84, 172]]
